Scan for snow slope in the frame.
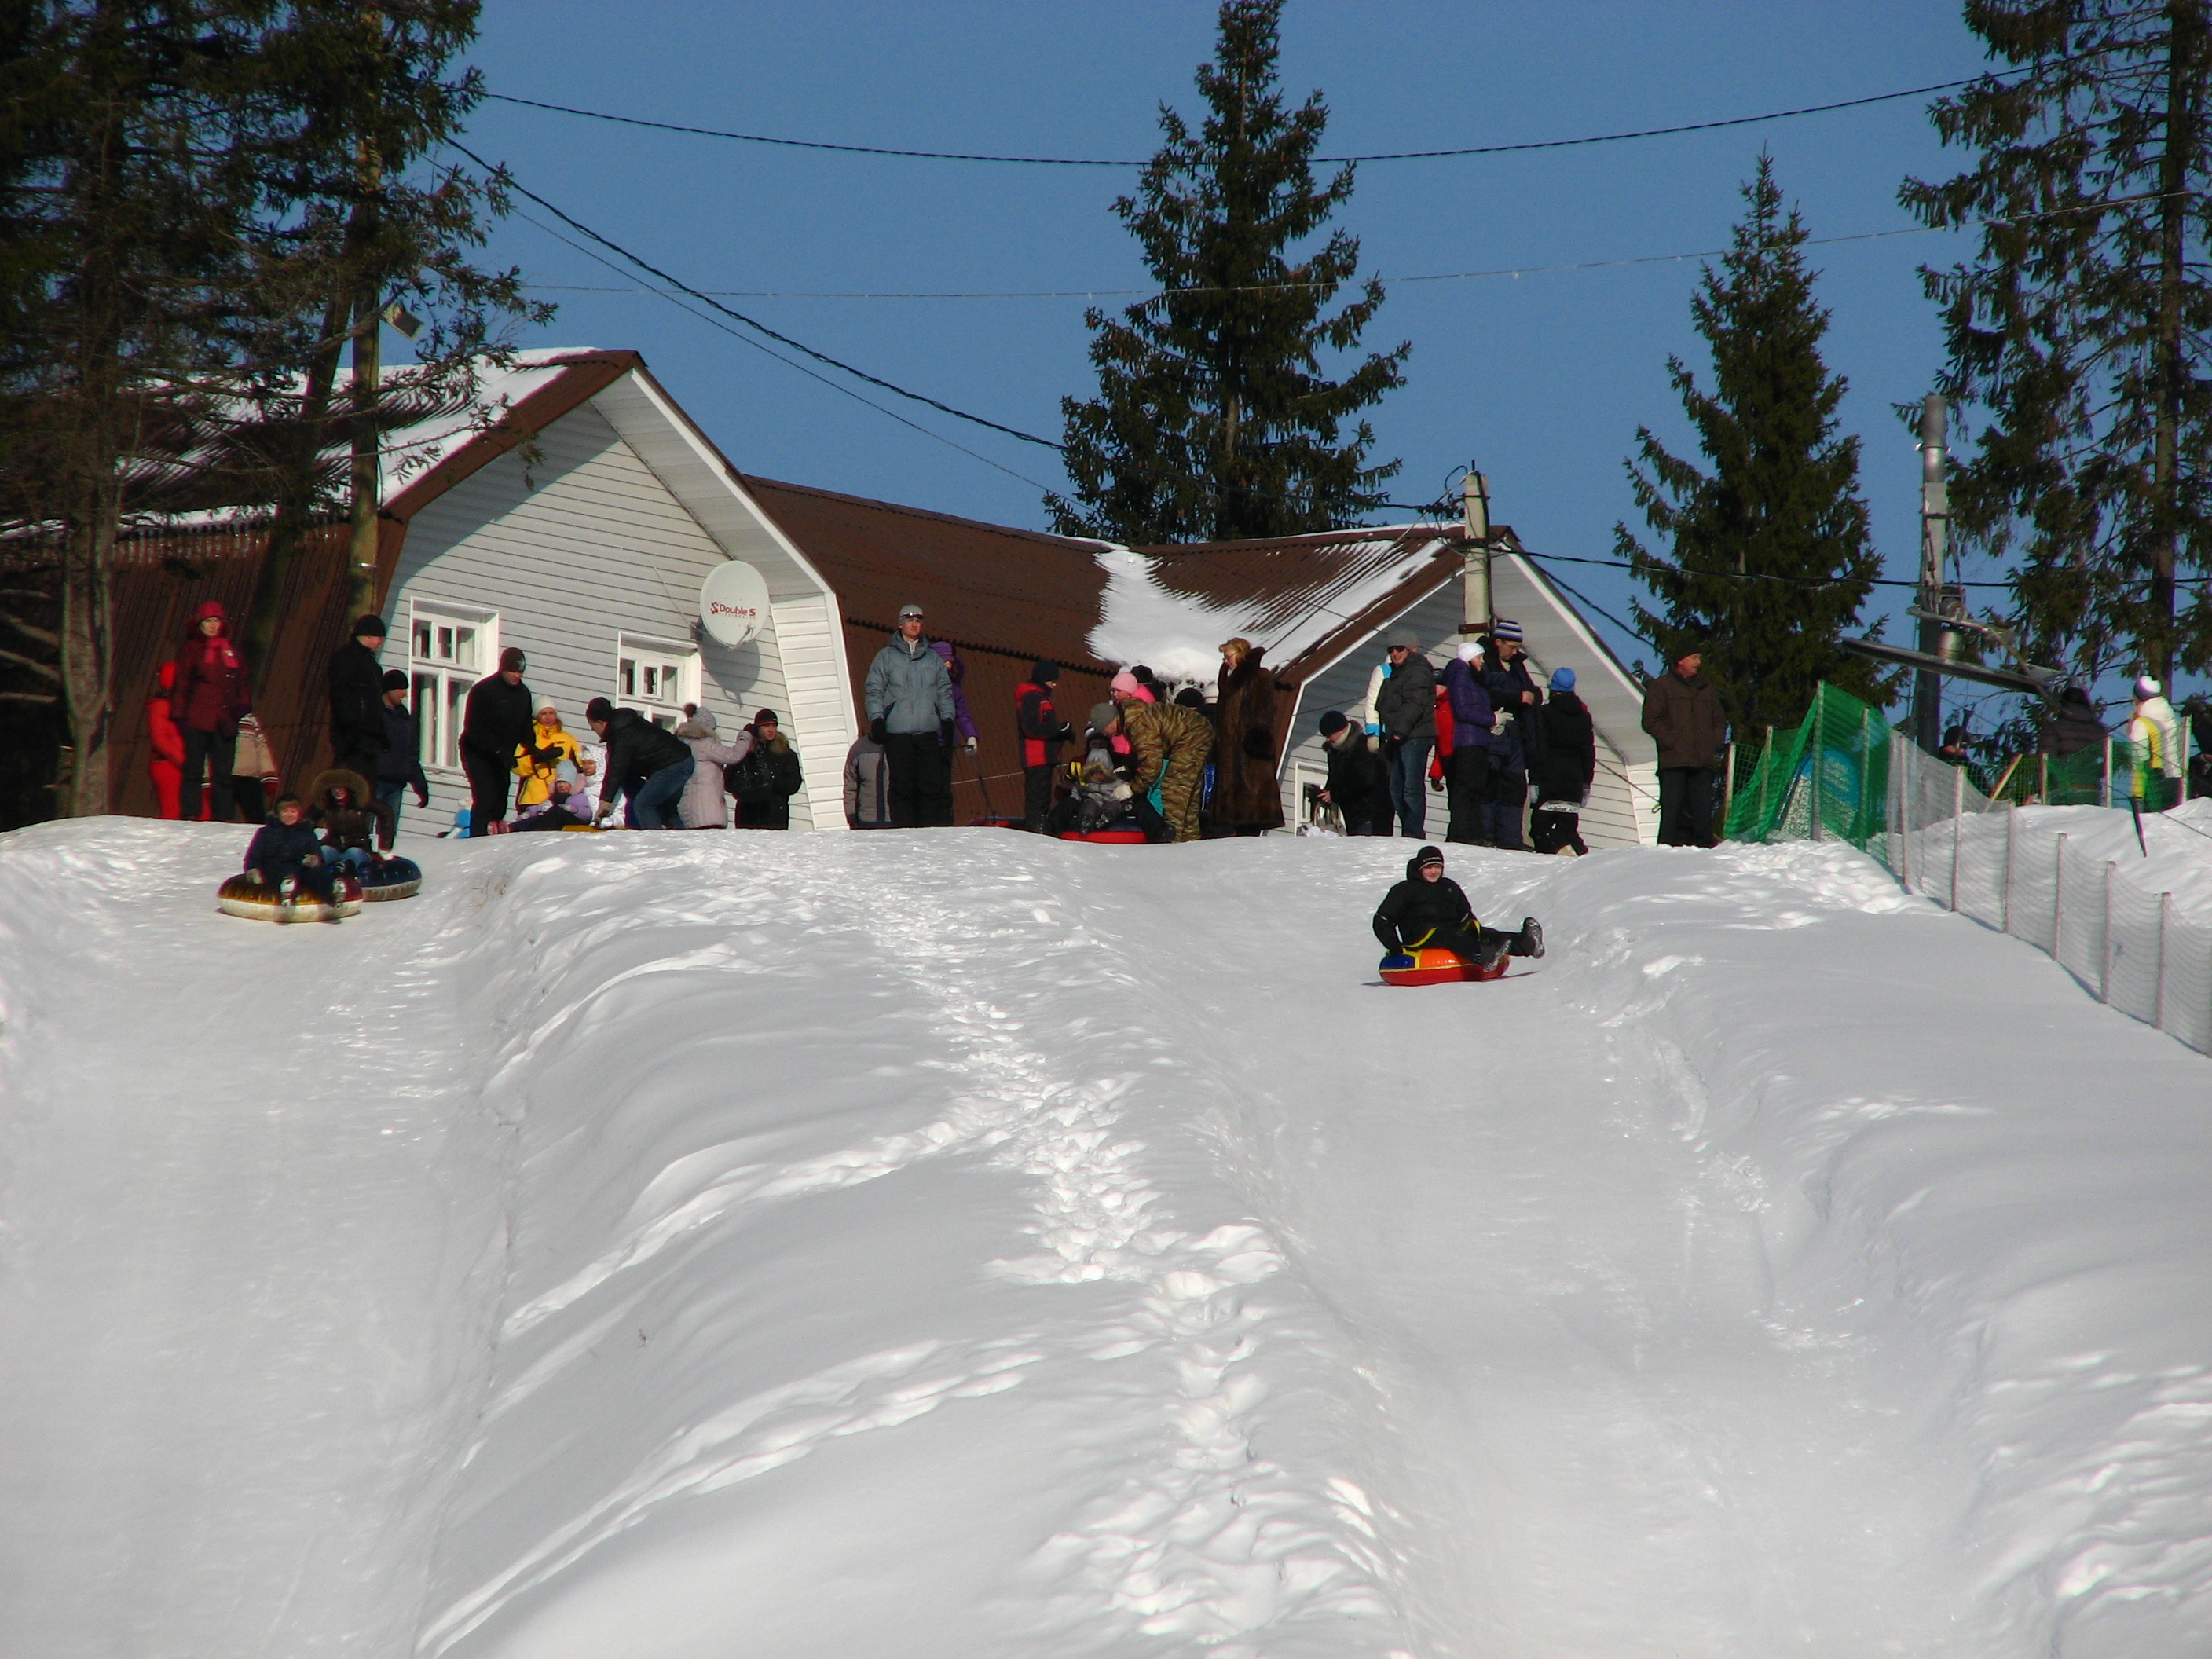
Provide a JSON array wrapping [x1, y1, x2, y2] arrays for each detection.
[[2, 822, 2209, 1657]]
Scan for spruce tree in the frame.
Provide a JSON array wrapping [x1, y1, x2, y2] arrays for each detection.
[[1620, 156, 1888, 731], [1046, 0, 1406, 544], [1903, 0, 2212, 689]]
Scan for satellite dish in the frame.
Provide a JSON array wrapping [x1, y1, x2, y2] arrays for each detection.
[[699, 560, 770, 646]]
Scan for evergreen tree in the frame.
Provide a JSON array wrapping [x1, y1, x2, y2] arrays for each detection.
[[1046, 0, 1406, 544], [1620, 156, 1888, 731], [1903, 0, 2212, 689]]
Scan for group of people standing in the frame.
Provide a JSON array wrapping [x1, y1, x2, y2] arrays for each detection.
[[845, 609, 1287, 841], [1315, 620, 1602, 854]]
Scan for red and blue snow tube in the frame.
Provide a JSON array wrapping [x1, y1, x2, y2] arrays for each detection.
[[1060, 827, 1148, 844], [1379, 947, 1509, 987]]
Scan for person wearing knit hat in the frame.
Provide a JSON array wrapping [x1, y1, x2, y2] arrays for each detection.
[[1015, 662, 1075, 831], [2128, 674, 2181, 810], [1375, 633, 1439, 837], [1531, 666, 1596, 855], [1316, 707, 1391, 835], [1549, 666, 1575, 692], [372, 667, 432, 833], [1370, 844, 1544, 972], [458, 642, 537, 831], [1439, 639, 1494, 844], [728, 709, 803, 830], [1109, 668, 1156, 704], [327, 613, 392, 787]]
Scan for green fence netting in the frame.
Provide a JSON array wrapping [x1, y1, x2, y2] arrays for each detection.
[[1722, 683, 1896, 850]]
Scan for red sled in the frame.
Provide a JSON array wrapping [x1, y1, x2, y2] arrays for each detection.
[[969, 815, 1027, 830], [1060, 827, 1148, 844], [1379, 947, 1510, 986]]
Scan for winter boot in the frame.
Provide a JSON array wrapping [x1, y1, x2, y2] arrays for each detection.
[[1520, 917, 1544, 958], [1475, 929, 1512, 972]]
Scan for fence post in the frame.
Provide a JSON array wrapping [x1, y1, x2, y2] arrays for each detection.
[[1950, 765, 1964, 911], [1722, 738, 1737, 832], [2054, 832, 2067, 961], [1756, 725, 1772, 830], [2183, 722, 2193, 804], [2102, 737, 2113, 808], [2100, 860, 2115, 1004], [1811, 690, 1825, 841], [2040, 753, 2049, 804], [2155, 892, 2170, 1031], [2002, 802, 2015, 934]]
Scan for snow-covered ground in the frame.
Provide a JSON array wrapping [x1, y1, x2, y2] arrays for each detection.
[[2, 820, 2209, 1657]]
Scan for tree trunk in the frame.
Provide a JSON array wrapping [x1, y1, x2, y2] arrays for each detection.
[[58, 473, 118, 817], [244, 294, 352, 696], [2148, 2, 2200, 684], [346, 286, 382, 617]]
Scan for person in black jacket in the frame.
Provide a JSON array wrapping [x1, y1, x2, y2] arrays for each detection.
[[1530, 667, 1597, 855], [460, 647, 536, 830], [242, 796, 339, 904], [1373, 632, 1438, 837], [372, 669, 431, 834], [728, 708, 804, 830], [1372, 845, 1543, 969], [328, 615, 390, 782], [586, 696, 696, 829], [1316, 709, 1391, 835]]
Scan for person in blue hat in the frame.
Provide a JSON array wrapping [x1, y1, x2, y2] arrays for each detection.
[[1531, 666, 1597, 854]]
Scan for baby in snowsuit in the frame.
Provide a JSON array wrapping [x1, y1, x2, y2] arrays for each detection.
[[1372, 844, 1543, 970]]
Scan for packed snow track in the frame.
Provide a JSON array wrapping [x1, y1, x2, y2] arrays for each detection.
[[2, 821, 2209, 1658]]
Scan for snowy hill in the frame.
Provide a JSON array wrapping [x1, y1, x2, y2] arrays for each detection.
[[2, 822, 2208, 1657]]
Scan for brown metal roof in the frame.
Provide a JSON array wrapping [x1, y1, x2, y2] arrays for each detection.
[[740, 476, 1115, 676]]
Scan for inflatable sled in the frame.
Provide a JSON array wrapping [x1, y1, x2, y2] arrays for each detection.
[[217, 871, 363, 923], [969, 815, 1027, 831], [1379, 947, 1511, 987], [354, 855, 422, 902], [1060, 826, 1149, 844]]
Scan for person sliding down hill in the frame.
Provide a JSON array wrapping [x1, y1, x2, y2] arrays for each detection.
[[243, 796, 340, 910], [309, 768, 397, 873], [1372, 844, 1543, 972]]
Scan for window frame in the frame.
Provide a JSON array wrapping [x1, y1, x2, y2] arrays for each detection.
[[408, 601, 500, 774], [616, 632, 701, 731]]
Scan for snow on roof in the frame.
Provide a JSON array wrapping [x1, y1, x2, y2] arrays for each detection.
[[374, 347, 611, 489], [1088, 529, 1456, 683]]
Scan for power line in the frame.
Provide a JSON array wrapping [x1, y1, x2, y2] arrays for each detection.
[[450, 140, 1067, 454], [481, 69, 2020, 169], [509, 210, 1063, 494]]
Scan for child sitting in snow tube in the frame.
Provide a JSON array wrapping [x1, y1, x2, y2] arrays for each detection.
[[1372, 844, 1543, 983], [309, 767, 419, 898], [1046, 737, 1149, 841], [221, 794, 361, 921]]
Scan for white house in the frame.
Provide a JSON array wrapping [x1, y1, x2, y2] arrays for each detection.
[[370, 350, 857, 837]]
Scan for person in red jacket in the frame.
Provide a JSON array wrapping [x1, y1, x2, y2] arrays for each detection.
[[147, 661, 188, 819], [170, 599, 252, 822], [1014, 660, 1074, 832]]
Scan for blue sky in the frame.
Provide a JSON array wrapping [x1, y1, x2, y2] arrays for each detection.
[[456, 1, 2104, 729]]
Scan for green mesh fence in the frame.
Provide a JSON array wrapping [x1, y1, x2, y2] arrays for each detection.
[[1722, 683, 1895, 851]]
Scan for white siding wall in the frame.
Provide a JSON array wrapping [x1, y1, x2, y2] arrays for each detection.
[[1278, 582, 1658, 849], [385, 404, 804, 839]]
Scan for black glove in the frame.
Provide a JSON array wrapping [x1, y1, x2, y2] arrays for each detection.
[[939, 718, 955, 746], [869, 716, 887, 745], [1428, 775, 1443, 792], [534, 744, 562, 765], [414, 789, 430, 808]]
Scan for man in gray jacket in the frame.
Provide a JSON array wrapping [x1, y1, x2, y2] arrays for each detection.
[[1373, 631, 1438, 837], [864, 602, 958, 826]]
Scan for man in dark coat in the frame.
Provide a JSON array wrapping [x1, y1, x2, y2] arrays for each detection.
[[1371, 844, 1544, 969], [328, 614, 390, 782], [1014, 661, 1075, 832], [1531, 667, 1597, 855], [585, 697, 697, 829], [1373, 632, 1438, 837], [728, 709, 804, 830], [1641, 645, 1728, 847], [1212, 637, 1286, 834], [2039, 685, 2107, 759], [460, 646, 536, 830], [1484, 618, 1547, 771], [1316, 710, 1391, 835]]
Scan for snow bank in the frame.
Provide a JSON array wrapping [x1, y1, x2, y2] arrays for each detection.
[[2006, 797, 2212, 919], [2, 823, 2209, 1657]]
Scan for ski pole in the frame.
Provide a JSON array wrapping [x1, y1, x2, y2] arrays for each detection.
[[2130, 795, 2148, 857]]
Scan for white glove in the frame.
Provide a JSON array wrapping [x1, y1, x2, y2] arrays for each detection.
[[964, 735, 978, 755]]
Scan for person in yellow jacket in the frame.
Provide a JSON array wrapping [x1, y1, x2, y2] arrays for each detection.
[[514, 700, 585, 808]]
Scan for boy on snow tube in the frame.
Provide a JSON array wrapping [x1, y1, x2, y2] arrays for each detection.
[[1372, 844, 1544, 975], [242, 794, 341, 905]]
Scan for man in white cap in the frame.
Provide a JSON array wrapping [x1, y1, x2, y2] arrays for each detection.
[[863, 602, 957, 826], [2128, 675, 2181, 811]]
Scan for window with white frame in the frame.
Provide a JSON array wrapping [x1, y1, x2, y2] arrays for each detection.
[[409, 603, 497, 771], [617, 635, 699, 730]]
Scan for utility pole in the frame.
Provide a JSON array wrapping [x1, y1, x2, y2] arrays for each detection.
[[1461, 470, 1492, 638], [1914, 394, 1949, 753]]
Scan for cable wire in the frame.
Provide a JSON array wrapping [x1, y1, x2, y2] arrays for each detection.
[[482, 65, 2047, 169]]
